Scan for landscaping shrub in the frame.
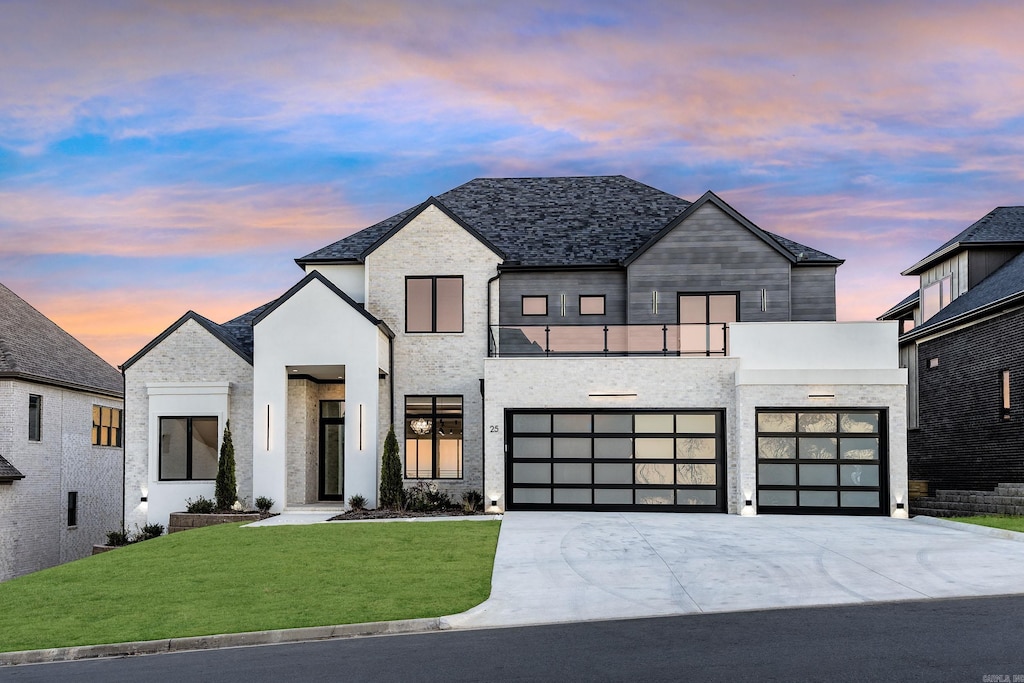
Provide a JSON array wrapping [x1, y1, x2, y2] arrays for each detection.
[[348, 494, 368, 511], [462, 490, 484, 513], [379, 425, 404, 509], [105, 529, 130, 547], [215, 420, 237, 511], [405, 483, 455, 512], [185, 496, 216, 514], [254, 496, 274, 514], [138, 523, 164, 541]]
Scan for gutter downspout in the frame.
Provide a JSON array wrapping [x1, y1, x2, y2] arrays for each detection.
[[118, 365, 126, 532], [483, 271, 500, 505]]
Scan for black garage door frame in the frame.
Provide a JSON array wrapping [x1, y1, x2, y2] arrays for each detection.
[[505, 408, 726, 512], [755, 407, 889, 516]]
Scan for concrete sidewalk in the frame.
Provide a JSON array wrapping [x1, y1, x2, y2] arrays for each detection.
[[442, 512, 1024, 629]]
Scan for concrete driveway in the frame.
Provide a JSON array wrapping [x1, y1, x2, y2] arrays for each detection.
[[442, 512, 1024, 629]]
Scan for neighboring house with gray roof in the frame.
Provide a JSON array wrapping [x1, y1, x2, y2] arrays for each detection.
[[0, 283, 124, 582], [124, 175, 906, 530], [880, 206, 1024, 494]]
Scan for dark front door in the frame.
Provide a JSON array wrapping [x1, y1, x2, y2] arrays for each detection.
[[319, 400, 345, 501]]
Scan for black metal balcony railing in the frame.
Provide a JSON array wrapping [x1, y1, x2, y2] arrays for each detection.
[[488, 324, 730, 357]]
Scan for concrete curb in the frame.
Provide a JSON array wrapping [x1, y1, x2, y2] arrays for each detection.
[[912, 514, 1024, 543], [0, 618, 441, 666]]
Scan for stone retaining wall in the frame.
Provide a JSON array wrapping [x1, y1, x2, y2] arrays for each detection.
[[168, 512, 260, 534]]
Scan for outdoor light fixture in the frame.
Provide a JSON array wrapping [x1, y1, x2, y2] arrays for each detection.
[[140, 496, 148, 502], [741, 495, 755, 516], [490, 498, 498, 507], [896, 502, 905, 509], [410, 418, 432, 435]]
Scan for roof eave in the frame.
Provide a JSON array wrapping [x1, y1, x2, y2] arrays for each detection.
[[902, 240, 1024, 276], [901, 291, 1024, 342], [0, 371, 124, 399]]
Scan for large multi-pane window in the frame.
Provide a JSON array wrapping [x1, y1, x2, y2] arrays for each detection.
[[159, 417, 218, 481], [92, 406, 122, 447], [405, 396, 463, 479], [678, 293, 737, 356], [921, 275, 952, 322], [406, 276, 463, 333]]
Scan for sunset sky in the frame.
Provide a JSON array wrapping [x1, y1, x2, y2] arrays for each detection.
[[3, 0, 1022, 366]]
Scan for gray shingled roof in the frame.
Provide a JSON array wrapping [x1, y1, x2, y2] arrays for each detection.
[[913, 249, 1024, 333], [219, 300, 276, 357], [0, 453, 25, 481], [879, 289, 920, 320], [0, 283, 123, 397], [298, 176, 840, 267], [904, 207, 1024, 275]]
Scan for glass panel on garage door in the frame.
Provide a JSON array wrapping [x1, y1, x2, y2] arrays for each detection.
[[755, 409, 887, 515], [507, 410, 725, 512]]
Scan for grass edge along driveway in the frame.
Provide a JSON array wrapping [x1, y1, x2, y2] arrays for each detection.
[[0, 520, 500, 653], [951, 515, 1024, 533]]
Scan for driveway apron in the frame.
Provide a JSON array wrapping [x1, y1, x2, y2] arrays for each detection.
[[442, 512, 1024, 629]]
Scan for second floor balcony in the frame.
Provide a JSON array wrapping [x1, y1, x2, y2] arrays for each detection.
[[489, 323, 730, 358]]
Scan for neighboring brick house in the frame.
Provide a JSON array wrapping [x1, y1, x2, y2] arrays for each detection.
[[0, 283, 124, 582], [124, 175, 907, 529], [881, 207, 1024, 494]]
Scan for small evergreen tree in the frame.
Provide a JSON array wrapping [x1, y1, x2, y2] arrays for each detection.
[[379, 425, 403, 509], [215, 420, 237, 511]]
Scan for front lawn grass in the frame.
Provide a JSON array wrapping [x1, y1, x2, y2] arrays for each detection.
[[0, 520, 499, 653], [950, 515, 1024, 533]]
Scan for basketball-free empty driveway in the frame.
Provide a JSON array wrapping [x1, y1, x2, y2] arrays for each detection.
[[443, 512, 1024, 629]]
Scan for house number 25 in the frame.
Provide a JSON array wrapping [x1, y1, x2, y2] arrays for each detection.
[[489, 425, 499, 433]]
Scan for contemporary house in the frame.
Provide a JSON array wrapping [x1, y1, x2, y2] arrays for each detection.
[[0, 283, 124, 582], [881, 206, 1024, 494], [123, 175, 907, 529]]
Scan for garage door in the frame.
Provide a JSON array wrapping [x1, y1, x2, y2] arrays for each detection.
[[506, 409, 725, 511], [756, 409, 887, 515]]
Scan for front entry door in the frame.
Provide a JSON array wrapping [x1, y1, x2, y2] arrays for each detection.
[[319, 400, 345, 501]]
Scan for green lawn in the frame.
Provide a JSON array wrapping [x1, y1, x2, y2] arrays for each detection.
[[0, 520, 499, 653], [950, 516, 1024, 533]]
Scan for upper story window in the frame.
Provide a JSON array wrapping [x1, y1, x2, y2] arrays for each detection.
[[92, 406, 122, 447], [579, 295, 605, 316], [521, 296, 548, 316], [679, 293, 737, 356], [28, 394, 42, 441], [406, 276, 463, 333], [920, 274, 952, 322], [159, 416, 218, 481]]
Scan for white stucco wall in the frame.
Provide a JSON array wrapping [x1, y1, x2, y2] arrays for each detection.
[[252, 276, 385, 510], [305, 264, 366, 303], [0, 379, 123, 582]]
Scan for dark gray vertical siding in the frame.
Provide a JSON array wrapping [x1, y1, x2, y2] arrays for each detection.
[[626, 203, 793, 324], [968, 248, 1021, 288], [498, 270, 627, 325], [790, 266, 837, 321]]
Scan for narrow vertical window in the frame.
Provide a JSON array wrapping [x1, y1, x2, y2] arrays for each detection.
[[67, 491, 78, 527], [1002, 369, 1011, 420], [28, 394, 42, 441]]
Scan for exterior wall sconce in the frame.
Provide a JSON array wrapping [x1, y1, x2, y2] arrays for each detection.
[[140, 496, 148, 503], [893, 495, 909, 519], [741, 497, 755, 516], [895, 501, 905, 509]]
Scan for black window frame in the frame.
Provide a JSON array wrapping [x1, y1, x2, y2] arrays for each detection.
[[92, 405, 123, 447], [521, 295, 548, 317], [158, 416, 220, 481], [67, 491, 78, 527], [677, 291, 739, 357], [405, 275, 464, 333], [404, 395, 464, 480], [1002, 369, 1011, 421], [578, 295, 606, 316], [755, 408, 888, 516], [28, 394, 42, 442]]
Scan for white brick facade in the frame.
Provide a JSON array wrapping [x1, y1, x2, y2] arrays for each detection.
[[123, 319, 253, 529], [0, 379, 123, 582], [363, 204, 501, 501]]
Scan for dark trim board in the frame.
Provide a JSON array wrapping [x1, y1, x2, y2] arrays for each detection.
[[505, 408, 726, 513]]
